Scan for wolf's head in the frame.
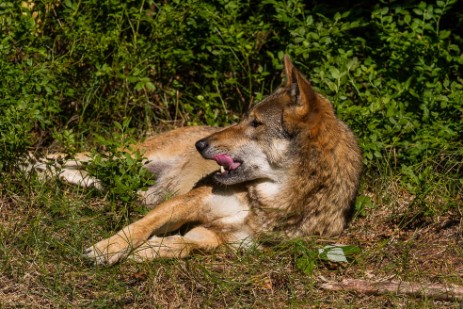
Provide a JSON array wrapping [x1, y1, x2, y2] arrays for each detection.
[[195, 55, 336, 185]]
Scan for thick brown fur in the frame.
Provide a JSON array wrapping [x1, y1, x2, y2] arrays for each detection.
[[48, 56, 362, 265]]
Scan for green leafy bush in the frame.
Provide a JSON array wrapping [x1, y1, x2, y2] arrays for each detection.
[[85, 119, 154, 223]]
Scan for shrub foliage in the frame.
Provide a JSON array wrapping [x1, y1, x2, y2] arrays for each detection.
[[1, 0, 462, 204]]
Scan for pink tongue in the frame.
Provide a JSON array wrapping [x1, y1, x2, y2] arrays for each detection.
[[213, 154, 241, 170]]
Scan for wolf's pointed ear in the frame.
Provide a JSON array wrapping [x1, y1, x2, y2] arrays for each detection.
[[283, 55, 317, 117], [284, 54, 295, 88]]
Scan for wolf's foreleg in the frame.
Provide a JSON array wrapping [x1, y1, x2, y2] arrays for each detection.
[[128, 226, 222, 261], [84, 186, 214, 265]]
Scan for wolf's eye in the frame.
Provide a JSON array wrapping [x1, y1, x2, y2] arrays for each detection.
[[250, 119, 262, 128]]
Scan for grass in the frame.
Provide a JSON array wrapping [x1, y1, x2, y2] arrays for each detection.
[[1, 159, 462, 308]]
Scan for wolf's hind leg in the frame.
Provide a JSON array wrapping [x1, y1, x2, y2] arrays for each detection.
[[58, 168, 102, 189], [128, 226, 222, 261], [42, 153, 102, 189], [24, 152, 100, 188]]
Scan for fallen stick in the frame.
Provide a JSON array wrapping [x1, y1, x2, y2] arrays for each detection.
[[320, 278, 463, 301]]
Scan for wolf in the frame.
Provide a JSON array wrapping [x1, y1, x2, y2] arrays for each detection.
[[47, 56, 362, 265]]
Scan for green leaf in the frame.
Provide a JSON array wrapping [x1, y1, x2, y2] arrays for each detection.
[[439, 30, 451, 40], [404, 14, 411, 24], [145, 81, 155, 91], [318, 245, 361, 263], [329, 66, 341, 79]]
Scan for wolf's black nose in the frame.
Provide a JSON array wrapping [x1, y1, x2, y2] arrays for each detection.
[[195, 139, 209, 152]]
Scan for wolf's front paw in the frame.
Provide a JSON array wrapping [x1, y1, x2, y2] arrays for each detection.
[[84, 235, 133, 265]]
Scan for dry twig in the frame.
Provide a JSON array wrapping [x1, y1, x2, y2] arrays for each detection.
[[320, 278, 463, 301]]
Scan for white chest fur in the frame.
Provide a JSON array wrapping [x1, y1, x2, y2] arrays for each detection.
[[206, 192, 250, 226], [254, 181, 283, 198]]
